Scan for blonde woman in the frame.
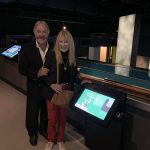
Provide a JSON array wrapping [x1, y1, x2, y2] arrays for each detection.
[[43, 29, 91, 150]]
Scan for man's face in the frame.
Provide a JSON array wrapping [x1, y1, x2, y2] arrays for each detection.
[[34, 23, 49, 45]]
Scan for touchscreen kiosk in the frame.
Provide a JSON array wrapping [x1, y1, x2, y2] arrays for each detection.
[[72, 84, 126, 150], [75, 88, 115, 121], [1, 45, 21, 58], [72, 85, 126, 126]]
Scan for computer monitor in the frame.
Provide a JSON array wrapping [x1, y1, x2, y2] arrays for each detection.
[[1, 45, 21, 58], [72, 84, 126, 126]]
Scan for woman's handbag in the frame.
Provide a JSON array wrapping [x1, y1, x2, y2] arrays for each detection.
[[51, 90, 74, 107], [51, 62, 74, 107]]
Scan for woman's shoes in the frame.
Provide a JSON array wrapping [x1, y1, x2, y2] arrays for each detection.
[[44, 142, 54, 150], [44, 141, 66, 150], [58, 142, 66, 150]]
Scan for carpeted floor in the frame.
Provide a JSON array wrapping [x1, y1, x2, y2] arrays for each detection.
[[0, 79, 89, 150]]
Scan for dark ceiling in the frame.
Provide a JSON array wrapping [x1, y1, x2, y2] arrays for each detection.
[[0, 0, 150, 38]]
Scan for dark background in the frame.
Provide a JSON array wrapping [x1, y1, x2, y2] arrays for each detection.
[[0, 0, 150, 56]]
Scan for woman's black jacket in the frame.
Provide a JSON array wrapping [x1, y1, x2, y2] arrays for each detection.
[[42, 50, 80, 100]]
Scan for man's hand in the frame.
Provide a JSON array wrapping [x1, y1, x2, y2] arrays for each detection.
[[38, 67, 49, 77]]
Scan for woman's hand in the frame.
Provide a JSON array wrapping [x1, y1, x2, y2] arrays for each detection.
[[50, 84, 62, 93], [81, 79, 92, 85]]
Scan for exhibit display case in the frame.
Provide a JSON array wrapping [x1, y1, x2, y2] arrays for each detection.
[[78, 58, 150, 104]]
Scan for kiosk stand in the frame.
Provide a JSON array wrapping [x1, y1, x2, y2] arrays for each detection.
[[85, 110, 125, 150], [72, 83, 126, 150]]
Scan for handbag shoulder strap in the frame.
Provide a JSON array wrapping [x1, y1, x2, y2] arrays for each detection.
[[56, 61, 59, 84]]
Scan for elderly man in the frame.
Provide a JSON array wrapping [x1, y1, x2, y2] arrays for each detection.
[[18, 21, 52, 146]]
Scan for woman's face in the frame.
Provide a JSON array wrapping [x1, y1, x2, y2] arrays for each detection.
[[58, 36, 69, 53]]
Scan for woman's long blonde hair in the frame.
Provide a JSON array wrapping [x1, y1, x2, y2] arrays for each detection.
[[54, 29, 76, 66]]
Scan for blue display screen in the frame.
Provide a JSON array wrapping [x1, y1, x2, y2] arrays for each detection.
[[1, 45, 21, 58], [75, 88, 115, 120]]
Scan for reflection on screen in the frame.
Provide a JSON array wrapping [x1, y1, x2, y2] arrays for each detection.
[[1, 45, 21, 58], [75, 89, 115, 120]]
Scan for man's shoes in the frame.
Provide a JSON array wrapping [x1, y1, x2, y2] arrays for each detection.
[[58, 142, 66, 150], [29, 135, 37, 146], [45, 142, 54, 150], [39, 131, 48, 140]]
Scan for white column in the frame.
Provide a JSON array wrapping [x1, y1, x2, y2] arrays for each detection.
[[115, 14, 136, 76]]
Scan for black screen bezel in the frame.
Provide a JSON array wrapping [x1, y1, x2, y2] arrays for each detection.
[[70, 84, 126, 127]]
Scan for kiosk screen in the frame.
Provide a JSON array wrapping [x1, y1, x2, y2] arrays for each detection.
[[1, 45, 21, 58], [75, 88, 115, 120]]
